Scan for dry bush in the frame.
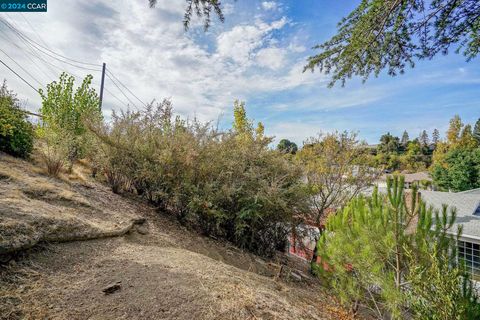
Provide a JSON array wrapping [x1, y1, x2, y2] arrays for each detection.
[[90, 100, 308, 256]]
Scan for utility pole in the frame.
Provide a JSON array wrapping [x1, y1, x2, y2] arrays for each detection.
[[99, 62, 106, 110]]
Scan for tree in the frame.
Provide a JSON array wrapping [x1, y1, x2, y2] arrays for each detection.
[[38, 73, 103, 171], [459, 124, 479, 149], [431, 148, 480, 192], [400, 130, 409, 149], [277, 139, 298, 154], [401, 140, 426, 171], [317, 176, 479, 319], [419, 130, 429, 148], [432, 128, 440, 145], [149, 0, 224, 30], [446, 115, 463, 145], [474, 118, 480, 143], [305, 0, 480, 87], [378, 132, 400, 154], [0, 80, 34, 158], [296, 131, 379, 268]]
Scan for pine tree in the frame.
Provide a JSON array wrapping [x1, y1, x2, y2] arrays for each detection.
[[419, 130, 429, 147], [473, 118, 480, 144], [401, 130, 409, 148], [432, 128, 440, 145], [317, 176, 479, 319]]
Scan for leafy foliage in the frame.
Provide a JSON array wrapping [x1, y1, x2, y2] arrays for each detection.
[[38, 73, 103, 173], [317, 176, 480, 319], [474, 118, 480, 143], [295, 132, 379, 267], [92, 100, 307, 256], [431, 115, 480, 191], [277, 139, 298, 154], [149, 0, 224, 30], [0, 81, 34, 158], [305, 0, 480, 87], [431, 147, 480, 191]]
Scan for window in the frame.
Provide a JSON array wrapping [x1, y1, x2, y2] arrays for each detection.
[[458, 240, 480, 281], [474, 205, 480, 216]]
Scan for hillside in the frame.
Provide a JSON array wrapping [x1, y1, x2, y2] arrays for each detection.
[[0, 153, 351, 320]]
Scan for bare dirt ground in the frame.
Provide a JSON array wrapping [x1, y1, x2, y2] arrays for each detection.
[[0, 153, 352, 320]]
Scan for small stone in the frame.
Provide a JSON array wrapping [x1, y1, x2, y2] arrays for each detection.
[[102, 281, 122, 295], [290, 272, 302, 282]]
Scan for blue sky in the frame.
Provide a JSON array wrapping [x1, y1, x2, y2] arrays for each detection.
[[1, 0, 479, 145]]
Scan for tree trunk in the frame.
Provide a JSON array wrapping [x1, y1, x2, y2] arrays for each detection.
[[310, 235, 320, 275]]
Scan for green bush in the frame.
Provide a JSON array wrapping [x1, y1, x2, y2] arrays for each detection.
[[92, 100, 307, 256], [37, 73, 103, 173], [0, 81, 34, 158]]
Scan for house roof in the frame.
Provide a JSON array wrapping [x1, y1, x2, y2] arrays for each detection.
[[458, 188, 480, 195], [379, 172, 432, 183], [420, 190, 480, 240]]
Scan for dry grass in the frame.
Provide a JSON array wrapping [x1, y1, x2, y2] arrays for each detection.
[[0, 152, 143, 255]]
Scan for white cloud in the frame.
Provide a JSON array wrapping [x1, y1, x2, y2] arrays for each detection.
[[216, 17, 287, 66], [256, 47, 287, 70], [261, 1, 278, 11]]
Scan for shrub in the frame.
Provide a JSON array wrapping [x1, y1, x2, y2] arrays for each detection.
[[0, 81, 34, 158], [91, 100, 307, 256], [38, 73, 103, 172]]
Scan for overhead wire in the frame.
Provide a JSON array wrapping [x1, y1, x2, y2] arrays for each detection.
[[0, 57, 40, 93], [106, 68, 147, 107], [0, 23, 62, 78], [20, 13, 51, 49], [0, 15, 147, 113], [0, 46, 44, 88], [0, 17, 102, 72], [105, 72, 139, 110], [0, 16, 101, 67]]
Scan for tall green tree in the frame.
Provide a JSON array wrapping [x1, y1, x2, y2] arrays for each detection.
[[400, 130, 409, 149], [38, 73, 103, 171], [305, 0, 480, 86], [432, 128, 440, 145], [419, 130, 429, 148]]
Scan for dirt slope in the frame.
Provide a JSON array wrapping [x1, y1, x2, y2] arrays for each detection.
[[0, 154, 351, 320]]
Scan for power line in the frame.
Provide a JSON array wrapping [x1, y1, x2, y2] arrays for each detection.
[[20, 13, 50, 49], [0, 29, 53, 82], [0, 57, 39, 93], [106, 68, 147, 107], [104, 87, 130, 109], [0, 16, 139, 113], [0, 25, 61, 78], [0, 47, 44, 88], [0, 16, 101, 67], [0, 18, 103, 72], [105, 72, 139, 110]]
